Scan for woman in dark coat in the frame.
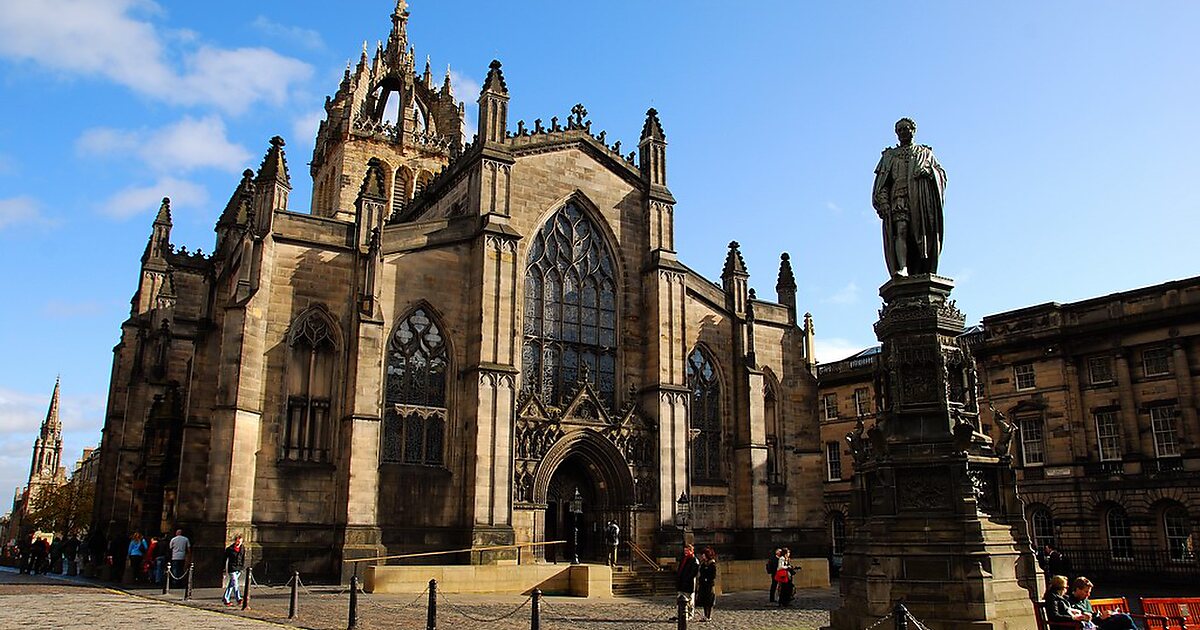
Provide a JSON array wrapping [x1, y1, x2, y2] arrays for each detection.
[[695, 548, 718, 621]]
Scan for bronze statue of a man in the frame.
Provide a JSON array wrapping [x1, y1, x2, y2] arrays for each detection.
[[872, 118, 947, 277]]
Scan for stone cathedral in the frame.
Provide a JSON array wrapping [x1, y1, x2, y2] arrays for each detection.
[[93, 1, 826, 581]]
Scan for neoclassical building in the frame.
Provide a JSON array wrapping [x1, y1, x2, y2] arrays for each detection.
[[92, 2, 825, 581]]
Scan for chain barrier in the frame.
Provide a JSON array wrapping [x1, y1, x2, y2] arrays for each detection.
[[295, 574, 350, 598], [863, 611, 894, 630], [538, 596, 676, 624], [246, 570, 295, 590], [904, 609, 934, 630], [165, 565, 189, 581], [356, 584, 430, 613], [438, 591, 532, 623]]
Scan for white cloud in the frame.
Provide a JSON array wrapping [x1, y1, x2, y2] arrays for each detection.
[[814, 337, 875, 364], [450, 69, 480, 142], [100, 177, 208, 220], [0, 196, 53, 230], [252, 16, 324, 50], [823, 281, 860, 305], [78, 115, 252, 173], [0, 0, 312, 114], [291, 109, 326, 149], [826, 201, 843, 214]]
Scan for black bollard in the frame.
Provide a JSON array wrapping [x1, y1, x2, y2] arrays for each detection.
[[185, 562, 194, 600], [677, 593, 688, 630], [426, 578, 437, 630], [531, 588, 541, 630], [348, 575, 359, 629], [242, 567, 252, 610], [289, 571, 299, 619], [894, 602, 909, 630]]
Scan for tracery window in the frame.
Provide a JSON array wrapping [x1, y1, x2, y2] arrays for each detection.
[[382, 307, 447, 466], [521, 203, 617, 411], [283, 311, 337, 463], [687, 347, 722, 482]]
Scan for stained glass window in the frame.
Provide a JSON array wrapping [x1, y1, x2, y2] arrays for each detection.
[[382, 307, 449, 466], [521, 203, 617, 410], [687, 347, 722, 482]]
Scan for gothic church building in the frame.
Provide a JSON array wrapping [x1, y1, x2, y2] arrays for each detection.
[[93, 2, 825, 580]]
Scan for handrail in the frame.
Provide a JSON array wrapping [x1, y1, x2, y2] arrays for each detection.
[[345, 540, 568, 564], [626, 541, 662, 572]]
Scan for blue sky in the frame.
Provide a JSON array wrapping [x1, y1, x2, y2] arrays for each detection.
[[1, 1, 1197, 507]]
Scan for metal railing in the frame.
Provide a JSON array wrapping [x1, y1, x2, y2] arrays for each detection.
[[345, 540, 568, 572], [626, 541, 662, 572], [1064, 548, 1200, 582]]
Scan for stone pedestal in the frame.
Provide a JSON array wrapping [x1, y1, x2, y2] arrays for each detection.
[[830, 275, 1038, 630]]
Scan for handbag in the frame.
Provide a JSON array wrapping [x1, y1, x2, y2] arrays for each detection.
[[774, 568, 790, 583]]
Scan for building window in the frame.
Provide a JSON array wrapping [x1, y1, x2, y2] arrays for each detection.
[[826, 442, 842, 481], [1014, 363, 1036, 391], [1018, 414, 1045, 466], [823, 393, 839, 420], [1106, 508, 1134, 561], [382, 307, 449, 466], [687, 347, 722, 482], [1164, 507, 1193, 561], [283, 311, 338, 463], [521, 202, 617, 411], [1030, 507, 1056, 550], [1142, 347, 1171, 377], [1087, 356, 1113, 385], [853, 387, 871, 417], [830, 513, 846, 557], [764, 379, 782, 485], [1094, 410, 1122, 462], [1150, 405, 1180, 458]]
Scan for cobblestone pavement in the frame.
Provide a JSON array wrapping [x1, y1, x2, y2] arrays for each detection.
[[1, 567, 840, 630], [0, 568, 283, 629]]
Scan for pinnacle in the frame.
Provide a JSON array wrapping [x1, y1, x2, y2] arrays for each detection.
[[359, 158, 389, 201], [257, 135, 291, 186], [722, 240, 748, 277], [154, 197, 172, 225], [777, 251, 797, 292], [640, 107, 665, 142], [481, 59, 508, 95]]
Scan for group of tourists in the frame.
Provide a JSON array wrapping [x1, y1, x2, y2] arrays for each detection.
[[766, 547, 799, 606], [671, 543, 719, 622]]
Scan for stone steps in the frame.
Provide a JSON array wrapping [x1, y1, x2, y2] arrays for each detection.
[[611, 568, 674, 597]]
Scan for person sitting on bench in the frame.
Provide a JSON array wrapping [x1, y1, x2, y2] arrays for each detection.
[[1068, 577, 1135, 630]]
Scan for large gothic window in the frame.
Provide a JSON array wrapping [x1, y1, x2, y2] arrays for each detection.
[[283, 310, 337, 463], [382, 307, 447, 466], [687, 346, 722, 482], [521, 203, 617, 411]]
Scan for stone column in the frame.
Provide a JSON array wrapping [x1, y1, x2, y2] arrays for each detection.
[[1171, 342, 1199, 453], [1113, 352, 1142, 463]]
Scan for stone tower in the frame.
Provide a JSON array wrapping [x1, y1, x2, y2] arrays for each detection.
[[309, 0, 465, 222], [29, 377, 64, 485]]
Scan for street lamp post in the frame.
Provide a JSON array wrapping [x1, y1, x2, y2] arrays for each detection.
[[675, 492, 690, 546], [570, 488, 583, 565]]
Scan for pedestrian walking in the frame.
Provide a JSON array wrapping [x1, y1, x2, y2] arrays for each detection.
[[168, 529, 190, 586], [63, 533, 80, 576], [153, 532, 169, 584], [766, 548, 781, 603], [18, 533, 33, 575], [696, 547, 718, 622], [222, 534, 246, 606], [32, 536, 50, 574], [127, 532, 147, 582], [776, 548, 796, 607], [49, 536, 63, 574], [670, 543, 700, 622]]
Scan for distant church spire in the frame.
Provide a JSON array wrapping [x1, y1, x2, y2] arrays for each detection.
[[29, 377, 63, 483]]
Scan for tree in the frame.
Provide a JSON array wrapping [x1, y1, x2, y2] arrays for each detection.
[[26, 477, 94, 535]]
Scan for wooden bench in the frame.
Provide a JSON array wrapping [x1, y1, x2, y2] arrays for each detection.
[[1142, 598, 1200, 630], [1035, 597, 1180, 630]]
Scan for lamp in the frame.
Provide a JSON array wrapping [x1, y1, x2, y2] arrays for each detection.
[[675, 492, 691, 533], [570, 487, 583, 565]]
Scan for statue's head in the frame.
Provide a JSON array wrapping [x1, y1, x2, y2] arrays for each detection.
[[894, 117, 916, 144]]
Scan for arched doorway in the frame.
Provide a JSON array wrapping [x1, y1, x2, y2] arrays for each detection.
[[534, 429, 636, 564]]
